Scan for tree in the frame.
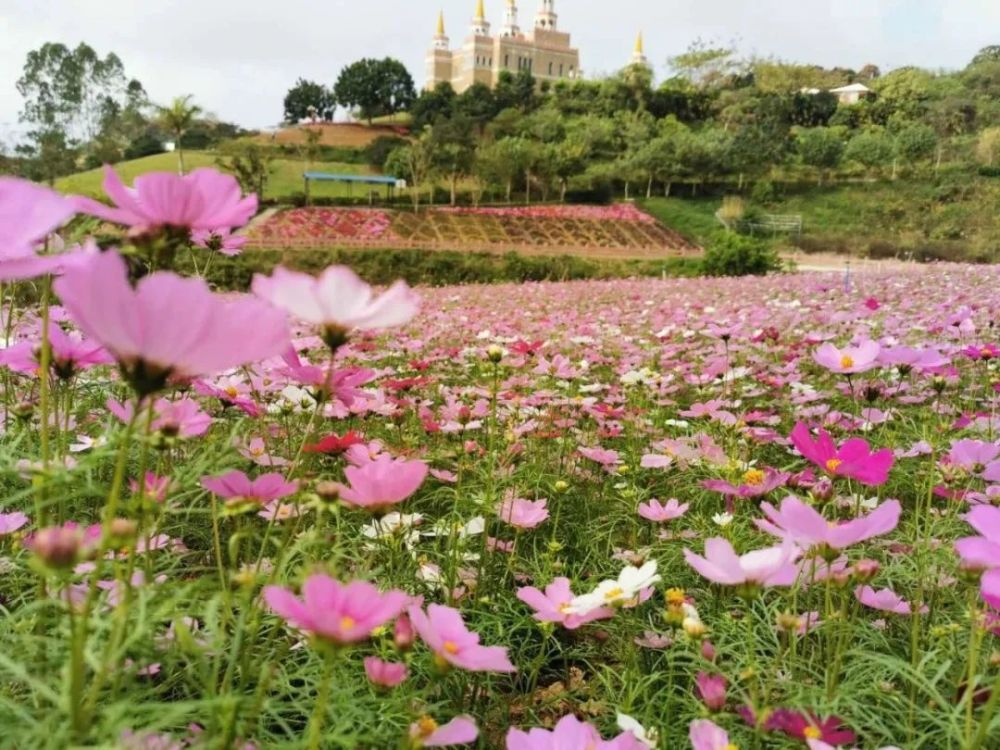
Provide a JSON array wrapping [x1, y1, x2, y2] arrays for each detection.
[[334, 58, 415, 124], [668, 40, 742, 88], [676, 127, 732, 194], [385, 131, 435, 210], [976, 127, 1000, 167], [971, 46, 1000, 67], [476, 137, 528, 203], [411, 83, 456, 130], [283, 79, 334, 124], [429, 116, 477, 206], [156, 95, 203, 174], [795, 127, 844, 184], [893, 123, 937, 173], [455, 83, 498, 133], [216, 143, 275, 200], [494, 70, 537, 112], [844, 130, 894, 177]]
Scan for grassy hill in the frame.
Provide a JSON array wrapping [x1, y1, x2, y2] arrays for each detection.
[[641, 173, 1000, 263], [55, 151, 376, 202]]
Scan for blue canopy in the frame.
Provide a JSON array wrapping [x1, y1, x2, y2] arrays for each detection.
[[303, 172, 399, 186]]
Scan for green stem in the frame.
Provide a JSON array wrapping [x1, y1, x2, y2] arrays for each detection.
[[307, 652, 338, 750], [968, 669, 1000, 750]]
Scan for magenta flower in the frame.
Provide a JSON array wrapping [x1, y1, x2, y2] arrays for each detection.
[[689, 719, 733, 750], [72, 166, 257, 232], [789, 423, 894, 486], [703, 467, 789, 498], [408, 604, 516, 673], [638, 498, 689, 523], [516, 577, 614, 630], [507, 714, 644, 750], [855, 586, 927, 616], [684, 538, 800, 588], [53, 251, 289, 395], [201, 471, 297, 507], [757, 496, 901, 551], [0, 511, 29, 536], [1, 323, 113, 379], [695, 672, 727, 712], [814, 340, 880, 374], [362, 656, 408, 688], [498, 496, 549, 530], [252, 265, 419, 335], [770, 710, 856, 746], [409, 716, 478, 748], [335, 453, 428, 512], [262, 574, 408, 645], [0, 177, 77, 280]]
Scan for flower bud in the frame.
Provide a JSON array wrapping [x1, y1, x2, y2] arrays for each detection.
[[701, 639, 717, 662], [30, 526, 83, 569], [487, 344, 504, 363], [852, 559, 880, 581], [394, 613, 415, 651]]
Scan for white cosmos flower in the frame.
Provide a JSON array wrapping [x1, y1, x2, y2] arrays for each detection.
[[566, 561, 661, 615], [616, 713, 658, 749], [712, 512, 734, 527], [423, 516, 485, 539], [361, 513, 424, 542]]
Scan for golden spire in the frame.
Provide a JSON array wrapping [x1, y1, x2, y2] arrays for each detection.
[[475, 0, 486, 20], [437, 10, 446, 36], [635, 31, 644, 55]]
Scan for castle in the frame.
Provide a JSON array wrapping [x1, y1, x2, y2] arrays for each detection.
[[425, 1, 585, 93]]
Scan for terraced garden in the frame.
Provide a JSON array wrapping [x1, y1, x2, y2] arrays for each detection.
[[246, 204, 700, 259]]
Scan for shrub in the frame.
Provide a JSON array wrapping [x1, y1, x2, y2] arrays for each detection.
[[366, 136, 409, 170], [700, 233, 782, 276]]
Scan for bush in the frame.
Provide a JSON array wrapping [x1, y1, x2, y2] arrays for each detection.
[[174, 247, 703, 290], [700, 233, 782, 276], [366, 136, 409, 170]]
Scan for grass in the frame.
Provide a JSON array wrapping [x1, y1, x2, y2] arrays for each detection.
[[55, 152, 377, 202]]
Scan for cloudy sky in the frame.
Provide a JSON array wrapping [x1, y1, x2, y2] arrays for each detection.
[[2, 0, 998, 142]]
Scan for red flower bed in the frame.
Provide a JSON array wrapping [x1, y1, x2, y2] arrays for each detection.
[[249, 208, 397, 243], [435, 203, 657, 223]]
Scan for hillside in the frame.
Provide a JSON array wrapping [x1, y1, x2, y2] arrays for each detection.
[[55, 151, 375, 201], [250, 122, 408, 148]]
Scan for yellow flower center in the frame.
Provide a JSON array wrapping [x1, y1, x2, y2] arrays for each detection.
[[443, 640, 460, 654], [825, 458, 843, 473], [666, 588, 686, 606], [340, 616, 356, 632], [558, 603, 573, 614], [417, 716, 438, 738], [840, 355, 855, 369], [742, 469, 765, 486], [725, 745, 739, 750], [225, 386, 239, 398], [803, 727, 822, 740], [603, 587, 624, 601]]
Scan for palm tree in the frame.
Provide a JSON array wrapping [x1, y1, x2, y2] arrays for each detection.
[[156, 95, 202, 174]]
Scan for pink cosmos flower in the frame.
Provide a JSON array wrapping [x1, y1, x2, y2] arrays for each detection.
[[0, 511, 29, 535], [703, 468, 789, 498], [54, 251, 289, 395], [695, 672, 727, 712], [946, 439, 1000, 471], [72, 166, 257, 232], [638, 498, 689, 523], [335, 453, 428, 512], [756, 496, 901, 551], [130, 473, 171, 504], [191, 228, 247, 256], [516, 577, 614, 629], [201, 471, 297, 506], [409, 716, 478, 748], [789, 423, 894, 486], [408, 603, 516, 673], [262, 574, 408, 644], [770, 710, 856, 746], [684, 538, 800, 588], [689, 719, 733, 750], [814, 340, 880, 374], [956, 505, 1000, 570], [152, 397, 212, 438], [0, 177, 77, 280], [507, 714, 644, 750], [498, 496, 549, 530], [252, 265, 419, 335], [578, 446, 621, 467], [0, 323, 113, 379], [855, 586, 927, 616], [982, 569, 1000, 610], [362, 656, 408, 688]]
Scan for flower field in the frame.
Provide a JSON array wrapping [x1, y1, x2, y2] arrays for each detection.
[[246, 204, 698, 258], [3, 167, 1000, 749]]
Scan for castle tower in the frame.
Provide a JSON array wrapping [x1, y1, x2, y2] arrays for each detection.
[[502, 0, 520, 37], [425, 11, 454, 90], [631, 31, 649, 66], [535, 0, 557, 30], [471, 0, 491, 36]]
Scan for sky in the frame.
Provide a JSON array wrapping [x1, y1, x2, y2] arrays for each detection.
[[2, 0, 998, 143]]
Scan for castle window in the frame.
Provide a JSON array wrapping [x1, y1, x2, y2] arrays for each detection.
[[548, 62, 553, 75], [559, 63, 564, 76], [504, 54, 509, 68]]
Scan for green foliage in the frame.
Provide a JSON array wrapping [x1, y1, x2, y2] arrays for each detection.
[[700, 232, 782, 276], [845, 130, 895, 174], [333, 58, 416, 124], [796, 126, 845, 180], [283, 78, 334, 124], [214, 143, 275, 200], [175, 247, 701, 289], [365, 135, 408, 170]]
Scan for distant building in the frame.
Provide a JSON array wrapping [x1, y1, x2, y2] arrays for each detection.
[[829, 82, 872, 105], [426, 1, 582, 93]]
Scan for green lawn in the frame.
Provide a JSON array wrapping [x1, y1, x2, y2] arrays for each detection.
[[55, 151, 377, 201], [639, 196, 721, 244]]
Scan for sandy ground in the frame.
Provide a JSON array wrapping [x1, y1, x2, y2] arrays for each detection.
[[783, 252, 915, 273]]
